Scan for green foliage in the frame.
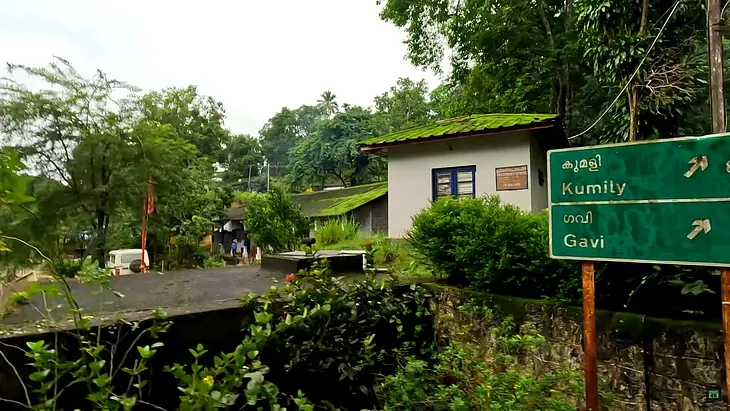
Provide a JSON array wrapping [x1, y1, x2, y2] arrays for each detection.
[[373, 78, 433, 132], [203, 254, 226, 268], [317, 90, 340, 116], [288, 107, 387, 189], [220, 133, 265, 189], [259, 105, 328, 175], [0, 148, 33, 253], [139, 85, 229, 161], [241, 260, 432, 408], [379, 0, 710, 141], [408, 196, 578, 297], [0, 59, 217, 266], [244, 187, 310, 253], [377, 321, 593, 410], [314, 217, 360, 245]]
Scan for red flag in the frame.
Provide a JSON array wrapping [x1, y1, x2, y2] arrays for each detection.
[[146, 177, 154, 214]]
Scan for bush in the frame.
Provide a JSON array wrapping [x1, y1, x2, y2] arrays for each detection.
[[378, 320, 600, 410], [407, 195, 578, 297], [315, 217, 360, 245], [203, 254, 225, 268], [244, 187, 310, 254]]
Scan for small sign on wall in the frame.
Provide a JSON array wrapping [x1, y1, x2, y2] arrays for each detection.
[[496, 165, 528, 191]]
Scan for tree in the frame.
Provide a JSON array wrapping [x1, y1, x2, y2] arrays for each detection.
[[317, 90, 340, 116], [575, 0, 706, 142], [379, 0, 579, 131], [139, 85, 229, 161], [0, 59, 202, 265], [259, 105, 328, 175], [0, 149, 33, 252], [288, 107, 387, 189], [220, 134, 265, 189], [378, 0, 708, 142], [373, 77, 433, 131], [244, 187, 310, 253]]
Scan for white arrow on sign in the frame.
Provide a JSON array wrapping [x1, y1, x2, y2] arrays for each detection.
[[684, 156, 709, 178], [686, 219, 712, 240]]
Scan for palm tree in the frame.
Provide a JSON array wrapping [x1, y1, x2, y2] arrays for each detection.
[[317, 91, 339, 116]]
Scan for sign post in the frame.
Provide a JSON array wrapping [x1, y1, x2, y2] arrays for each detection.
[[548, 133, 730, 409]]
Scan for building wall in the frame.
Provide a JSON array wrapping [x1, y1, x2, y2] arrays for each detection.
[[529, 136, 549, 213], [371, 194, 388, 234], [351, 203, 373, 234], [386, 132, 535, 238]]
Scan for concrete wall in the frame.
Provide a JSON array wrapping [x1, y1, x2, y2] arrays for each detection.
[[371, 194, 388, 234], [530, 136, 549, 213], [430, 285, 727, 411], [386, 132, 537, 238]]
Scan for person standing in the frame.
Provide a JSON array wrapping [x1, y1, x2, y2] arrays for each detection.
[[231, 239, 237, 257]]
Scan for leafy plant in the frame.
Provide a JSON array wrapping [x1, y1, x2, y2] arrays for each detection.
[[377, 319, 601, 410], [244, 186, 310, 254], [315, 217, 360, 245], [203, 254, 226, 268], [408, 195, 579, 297]]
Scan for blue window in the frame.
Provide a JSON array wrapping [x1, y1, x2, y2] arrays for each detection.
[[432, 166, 476, 200]]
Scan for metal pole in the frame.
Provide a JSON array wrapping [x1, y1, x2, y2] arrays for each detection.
[[721, 268, 730, 404], [708, 2, 730, 403], [582, 261, 599, 411], [708, 0, 726, 133]]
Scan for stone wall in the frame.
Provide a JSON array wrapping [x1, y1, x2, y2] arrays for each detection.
[[429, 285, 726, 411]]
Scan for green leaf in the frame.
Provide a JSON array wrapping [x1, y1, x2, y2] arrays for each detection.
[[29, 369, 50, 382]]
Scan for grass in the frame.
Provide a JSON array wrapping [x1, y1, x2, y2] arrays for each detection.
[[315, 218, 360, 245], [317, 233, 432, 278]]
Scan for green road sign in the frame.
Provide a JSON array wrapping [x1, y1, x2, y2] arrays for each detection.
[[548, 134, 730, 266]]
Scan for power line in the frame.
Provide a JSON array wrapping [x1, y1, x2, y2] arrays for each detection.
[[568, 0, 682, 141]]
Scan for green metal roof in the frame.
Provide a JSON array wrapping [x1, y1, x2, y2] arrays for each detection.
[[291, 182, 387, 218], [360, 114, 558, 147]]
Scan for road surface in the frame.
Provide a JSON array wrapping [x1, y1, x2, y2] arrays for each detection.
[[1, 266, 286, 326]]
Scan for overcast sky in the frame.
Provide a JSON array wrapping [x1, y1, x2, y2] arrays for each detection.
[[0, 0, 439, 135]]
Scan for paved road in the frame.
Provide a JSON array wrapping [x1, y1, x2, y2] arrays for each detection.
[[1, 266, 286, 325]]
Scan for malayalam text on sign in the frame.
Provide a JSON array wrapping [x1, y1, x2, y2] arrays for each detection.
[[548, 134, 730, 267], [496, 165, 528, 191]]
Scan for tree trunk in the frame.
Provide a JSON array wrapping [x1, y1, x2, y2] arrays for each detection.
[[628, 89, 639, 141]]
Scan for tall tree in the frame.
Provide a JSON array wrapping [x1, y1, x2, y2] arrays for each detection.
[[0, 59, 201, 265], [259, 105, 328, 175], [220, 133, 265, 189], [373, 77, 433, 131], [379, 0, 580, 132], [317, 91, 340, 116], [575, 0, 706, 142], [288, 107, 386, 188], [0, 149, 33, 253], [139, 85, 229, 160]]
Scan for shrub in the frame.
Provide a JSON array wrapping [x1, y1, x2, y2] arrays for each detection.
[[315, 217, 360, 245], [407, 195, 578, 297], [244, 187, 310, 253], [377, 320, 599, 410], [203, 254, 225, 268]]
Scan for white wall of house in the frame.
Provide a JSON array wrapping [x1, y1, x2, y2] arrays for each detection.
[[386, 131, 547, 238]]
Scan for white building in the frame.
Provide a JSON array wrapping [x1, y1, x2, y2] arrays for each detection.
[[359, 114, 568, 238]]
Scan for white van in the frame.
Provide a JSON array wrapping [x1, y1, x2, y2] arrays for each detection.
[[107, 249, 150, 276]]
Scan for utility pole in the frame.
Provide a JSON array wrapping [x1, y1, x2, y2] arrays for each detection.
[[708, 0, 726, 133]]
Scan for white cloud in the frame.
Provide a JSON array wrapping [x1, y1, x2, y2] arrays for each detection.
[[0, 0, 439, 135]]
